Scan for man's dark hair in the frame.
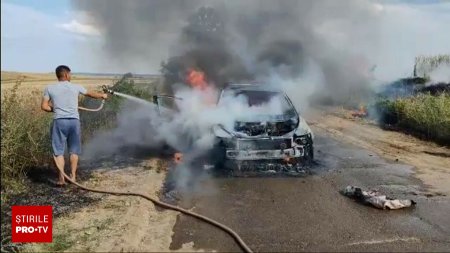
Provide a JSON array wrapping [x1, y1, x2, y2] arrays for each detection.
[[55, 65, 71, 79]]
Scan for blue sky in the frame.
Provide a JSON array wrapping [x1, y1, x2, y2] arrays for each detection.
[[5, 0, 70, 15], [1, 0, 450, 74]]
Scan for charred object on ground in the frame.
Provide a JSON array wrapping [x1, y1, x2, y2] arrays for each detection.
[[343, 185, 416, 210]]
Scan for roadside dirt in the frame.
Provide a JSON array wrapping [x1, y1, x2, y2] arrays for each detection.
[[26, 158, 198, 252], [307, 108, 450, 195]]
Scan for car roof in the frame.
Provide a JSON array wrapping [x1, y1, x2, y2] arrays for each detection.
[[223, 83, 283, 93]]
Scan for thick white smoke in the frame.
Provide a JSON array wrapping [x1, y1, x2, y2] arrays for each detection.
[[428, 64, 450, 84], [84, 84, 295, 157], [82, 82, 297, 194]]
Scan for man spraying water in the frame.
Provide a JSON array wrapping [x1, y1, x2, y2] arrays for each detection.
[[41, 65, 108, 186]]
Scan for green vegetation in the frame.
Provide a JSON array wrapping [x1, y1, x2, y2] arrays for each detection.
[[374, 93, 450, 145], [43, 233, 74, 252], [30, 217, 115, 252], [1, 80, 53, 195]]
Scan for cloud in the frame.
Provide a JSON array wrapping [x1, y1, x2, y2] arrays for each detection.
[[1, 1, 101, 72], [57, 19, 102, 36], [1, 1, 55, 39]]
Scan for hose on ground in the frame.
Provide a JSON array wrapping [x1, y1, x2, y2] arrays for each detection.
[[53, 157, 253, 253]]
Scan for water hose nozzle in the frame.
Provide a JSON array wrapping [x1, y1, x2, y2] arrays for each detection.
[[102, 85, 115, 95]]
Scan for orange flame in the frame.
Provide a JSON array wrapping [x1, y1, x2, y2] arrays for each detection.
[[186, 69, 208, 90], [351, 105, 368, 118], [185, 68, 217, 106], [283, 157, 292, 163], [174, 152, 183, 164]]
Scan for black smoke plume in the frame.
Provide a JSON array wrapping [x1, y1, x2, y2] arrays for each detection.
[[73, 0, 382, 103]]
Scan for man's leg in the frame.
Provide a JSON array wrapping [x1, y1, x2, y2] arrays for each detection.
[[53, 155, 66, 185], [67, 119, 82, 182], [51, 119, 67, 185], [69, 154, 79, 182]]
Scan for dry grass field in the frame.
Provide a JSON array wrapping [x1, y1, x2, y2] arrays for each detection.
[[1, 71, 119, 94]]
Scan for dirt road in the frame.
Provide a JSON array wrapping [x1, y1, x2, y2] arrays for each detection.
[[311, 108, 450, 195], [169, 111, 450, 252], [27, 110, 449, 252]]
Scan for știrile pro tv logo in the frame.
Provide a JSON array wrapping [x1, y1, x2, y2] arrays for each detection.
[[11, 206, 52, 243]]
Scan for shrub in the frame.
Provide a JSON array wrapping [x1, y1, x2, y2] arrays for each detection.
[[373, 94, 450, 145], [1, 80, 52, 194]]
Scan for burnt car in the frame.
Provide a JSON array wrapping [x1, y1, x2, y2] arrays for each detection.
[[210, 84, 314, 174]]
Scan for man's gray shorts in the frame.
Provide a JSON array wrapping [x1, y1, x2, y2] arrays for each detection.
[[51, 118, 81, 156]]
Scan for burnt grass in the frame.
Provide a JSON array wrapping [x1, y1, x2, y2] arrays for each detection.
[[0, 151, 158, 253], [0, 166, 101, 253]]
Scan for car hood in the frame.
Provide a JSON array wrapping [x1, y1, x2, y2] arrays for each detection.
[[232, 113, 298, 137], [214, 115, 313, 139]]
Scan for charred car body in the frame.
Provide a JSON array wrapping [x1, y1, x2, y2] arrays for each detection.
[[210, 84, 314, 174]]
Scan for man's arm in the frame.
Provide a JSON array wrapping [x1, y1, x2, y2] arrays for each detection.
[[84, 90, 108, 99], [76, 84, 107, 99], [41, 97, 53, 112], [41, 87, 53, 112]]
